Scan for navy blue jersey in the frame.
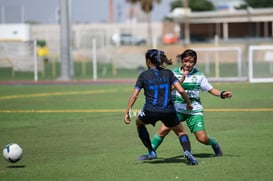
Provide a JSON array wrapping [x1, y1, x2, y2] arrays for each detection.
[[135, 67, 179, 113]]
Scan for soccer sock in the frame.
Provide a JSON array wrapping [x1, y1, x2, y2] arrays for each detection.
[[207, 136, 218, 147], [137, 126, 153, 152], [151, 134, 164, 151], [179, 134, 191, 152]]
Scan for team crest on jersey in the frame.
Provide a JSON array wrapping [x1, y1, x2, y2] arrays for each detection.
[[191, 75, 197, 83], [139, 111, 146, 117]]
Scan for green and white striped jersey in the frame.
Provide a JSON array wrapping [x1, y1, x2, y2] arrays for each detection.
[[171, 66, 213, 115]]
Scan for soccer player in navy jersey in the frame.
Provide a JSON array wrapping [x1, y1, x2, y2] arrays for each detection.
[[124, 49, 198, 165], [150, 49, 233, 157]]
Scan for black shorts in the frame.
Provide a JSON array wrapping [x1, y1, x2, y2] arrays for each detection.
[[138, 110, 180, 128]]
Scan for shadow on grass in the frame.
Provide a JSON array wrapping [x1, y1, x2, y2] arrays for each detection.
[[193, 153, 240, 158], [7, 165, 26, 169], [139, 152, 239, 165], [147, 155, 186, 164], [140, 155, 190, 165], [194, 153, 215, 158]]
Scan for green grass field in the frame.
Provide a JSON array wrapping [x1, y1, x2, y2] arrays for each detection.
[[0, 82, 273, 181], [0, 62, 140, 81], [0, 61, 247, 81]]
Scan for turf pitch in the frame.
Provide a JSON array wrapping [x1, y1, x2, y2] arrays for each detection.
[[0, 82, 272, 181]]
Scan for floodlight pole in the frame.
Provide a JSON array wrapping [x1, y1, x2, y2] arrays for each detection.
[[59, 0, 73, 80], [34, 40, 38, 82], [1, 6, 5, 23], [183, 0, 190, 46], [109, 0, 114, 23], [92, 38, 97, 80]]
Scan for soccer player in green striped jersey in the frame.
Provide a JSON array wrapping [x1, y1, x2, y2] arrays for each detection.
[[150, 49, 232, 156]]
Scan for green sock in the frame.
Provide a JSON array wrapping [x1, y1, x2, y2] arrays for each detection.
[[151, 134, 164, 151], [207, 136, 217, 147]]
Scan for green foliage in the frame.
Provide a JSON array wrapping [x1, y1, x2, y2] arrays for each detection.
[[244, 0, 273, 8], [0, 62, 140, 81], [0, 61, 245, 81], [189, 0, 215, 12], [170, 0, 183, 12], [169, 0, 214, 12], [36, 40, 46, 47], [0, 83, 273, 180], [126, 0, 138, 4], [126, 0, 162, 13]]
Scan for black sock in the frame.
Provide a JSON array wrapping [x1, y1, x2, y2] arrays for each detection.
[[179, 134, 191, 152], [137, 126, 153, 152]]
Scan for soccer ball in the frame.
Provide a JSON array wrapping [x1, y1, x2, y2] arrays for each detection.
[[2, 143, 23, 163]]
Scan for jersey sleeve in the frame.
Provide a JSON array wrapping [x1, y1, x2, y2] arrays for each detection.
[[170, 70, 179, 84], [135, 72, 144, 90], [200, 74, 213, 92]]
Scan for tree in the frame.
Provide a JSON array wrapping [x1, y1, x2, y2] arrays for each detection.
[[236, 0, 273, 9], [170, 0, 183, 12], [125, 0, 162, 44], [126, 0, 161, 12], [189, 0, 214, 11], [243, 0, 273, 8], [170, 0, 214, 12], [247, 0, 273, 8]]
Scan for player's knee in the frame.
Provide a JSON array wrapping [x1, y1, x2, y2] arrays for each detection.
[[196, 134, 209, 144], [158, 128, 171, 137]]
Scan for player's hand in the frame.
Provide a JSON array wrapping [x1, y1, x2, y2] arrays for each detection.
[[221, 91, 232, 99], [186, 104, 193, 111], [183, 70, 189, 76], [124, 112, 131, 124], [179, 70, 189, 83]]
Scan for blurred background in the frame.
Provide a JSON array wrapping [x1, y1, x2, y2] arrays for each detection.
[[0, 0, 272, 83]]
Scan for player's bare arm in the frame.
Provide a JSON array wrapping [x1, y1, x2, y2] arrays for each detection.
[[178, 70, 189, 83], [173, 81, 193, 110], [124, 89, 140, 124], [209, 88, 232, 99]]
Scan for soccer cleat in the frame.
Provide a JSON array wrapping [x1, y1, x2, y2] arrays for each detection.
[[137, 154, 150, 160], [137, 151, 157, 161], [212, 143, 223, 156], [184, 151, 198, 165]]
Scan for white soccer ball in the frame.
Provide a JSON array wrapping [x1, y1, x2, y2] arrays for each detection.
[[2, 143, 23, 163]]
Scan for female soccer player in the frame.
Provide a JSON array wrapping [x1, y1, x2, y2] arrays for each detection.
[[124, 49, 198, 165], [149, 49, 233, 157]]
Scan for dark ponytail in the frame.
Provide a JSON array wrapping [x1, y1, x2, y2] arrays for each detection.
[[145, 49, 173, 67]]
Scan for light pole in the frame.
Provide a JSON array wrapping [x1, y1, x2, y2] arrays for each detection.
[[183, 0, 190, 46], [109, 0, 114, 23], [59, 0, 73, 80]]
